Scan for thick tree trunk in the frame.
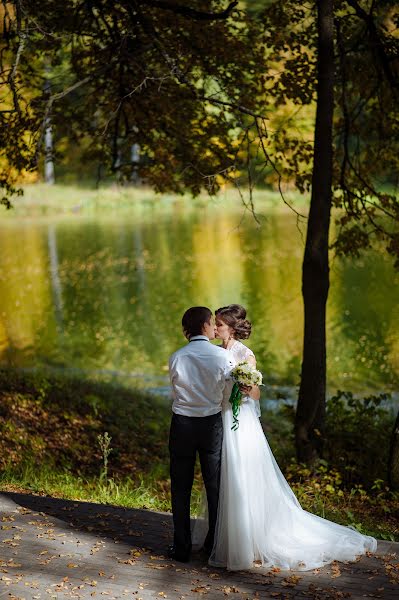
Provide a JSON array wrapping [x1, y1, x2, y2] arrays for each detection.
[[388, 409, 399, 490], [295, 0, 334, 464]]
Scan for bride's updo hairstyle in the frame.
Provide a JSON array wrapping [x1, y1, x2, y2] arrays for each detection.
[[215, 304, 252, 340]]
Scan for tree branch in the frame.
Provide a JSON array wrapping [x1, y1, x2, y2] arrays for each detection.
[[34, 74, 92, 167], [346, 0, 399, 92], [137, 0, 238, 21]]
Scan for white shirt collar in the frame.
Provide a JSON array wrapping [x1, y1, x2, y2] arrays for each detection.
[[189, 335, 209, 342]]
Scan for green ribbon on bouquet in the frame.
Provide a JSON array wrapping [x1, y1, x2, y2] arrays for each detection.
[[229, 382, 242, 431]]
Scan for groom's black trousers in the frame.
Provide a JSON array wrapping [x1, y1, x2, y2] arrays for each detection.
[[169, 411, 223, 558]]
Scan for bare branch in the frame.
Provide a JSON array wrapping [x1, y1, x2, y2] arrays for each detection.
[[255, 118, 307, 220]]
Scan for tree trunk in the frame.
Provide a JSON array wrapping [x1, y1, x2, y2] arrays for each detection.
[[295, 0, 334, 464], [44, 120, 55, 184], [44, 63, 55, 184], [388, 409, 399, 490]]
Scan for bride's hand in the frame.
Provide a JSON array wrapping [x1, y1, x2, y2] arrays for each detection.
[[239, 384, 253, 394], [239, 383, 260, 401]]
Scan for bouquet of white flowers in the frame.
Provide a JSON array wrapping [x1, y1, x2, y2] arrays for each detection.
[[229, 361, 263, 430]]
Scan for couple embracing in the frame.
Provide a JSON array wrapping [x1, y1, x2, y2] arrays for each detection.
[[168, 305, 376, 571]]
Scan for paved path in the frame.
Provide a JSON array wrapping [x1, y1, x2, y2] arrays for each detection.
[[0, 492, 398, 600]]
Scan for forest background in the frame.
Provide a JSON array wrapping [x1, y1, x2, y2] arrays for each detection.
[[0, 0, 398, 541]]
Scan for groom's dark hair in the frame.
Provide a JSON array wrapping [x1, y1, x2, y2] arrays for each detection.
[[182, 306, 212, 338]]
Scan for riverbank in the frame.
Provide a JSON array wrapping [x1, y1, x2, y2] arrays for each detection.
[[1, 368, 397, 541], [1, 183, 309, 218]]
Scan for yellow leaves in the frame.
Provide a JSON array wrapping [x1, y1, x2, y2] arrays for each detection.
[[282, 574, 302, 587], [138, 582, 149, 591], [16, 508, 31, 515], [67, 562, 78, 568], [221, 585, 240, 595], [118, 558, 136, 565], [383, 556, 399, 584], [191, 585, 210, 594], [1, 538, 19, 547], [5, 560, 22, 568], [24, 580, 39, 588], [28, 520, 54, 527], [90, 540, 105, 555], [331, 562, 341, 578]]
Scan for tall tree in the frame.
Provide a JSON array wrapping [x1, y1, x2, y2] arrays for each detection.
[[259, 0, 399, 462], [389, 410, 399, 490], [295, 0, 334, 463]]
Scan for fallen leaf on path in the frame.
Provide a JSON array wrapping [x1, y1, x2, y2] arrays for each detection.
[[221, 586, 240, 595], [282, 575, 302, 587], [191, 586, 210, 594], [7, 560, 22, 568]]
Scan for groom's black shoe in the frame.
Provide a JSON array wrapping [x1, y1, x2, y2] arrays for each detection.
[[167, 545, 190, 563]]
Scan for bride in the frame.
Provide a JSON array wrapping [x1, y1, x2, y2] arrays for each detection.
[[207, 303, 377, 571]]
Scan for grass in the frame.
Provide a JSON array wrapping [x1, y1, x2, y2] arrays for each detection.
[[0, 183, 310, 218], [0, 464, 171, 512], [0, 367, 172, 511], [0, 368, 397, 540]]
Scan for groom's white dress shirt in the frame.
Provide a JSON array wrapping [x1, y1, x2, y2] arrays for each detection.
[[169, 335, 234, 417]]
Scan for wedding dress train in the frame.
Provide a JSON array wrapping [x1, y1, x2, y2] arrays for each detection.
[[207, 341, 377, 571]]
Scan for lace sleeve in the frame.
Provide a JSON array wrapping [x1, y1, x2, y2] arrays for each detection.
[[244, 347, 255, 362], [239, 344, 255, 363]]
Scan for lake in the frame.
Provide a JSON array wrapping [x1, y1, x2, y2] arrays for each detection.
[[0, 191, 398, 407]]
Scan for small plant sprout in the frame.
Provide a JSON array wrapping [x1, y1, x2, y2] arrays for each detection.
[[97, 431, 112, 481]]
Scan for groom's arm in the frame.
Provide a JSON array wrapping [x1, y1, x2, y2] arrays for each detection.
[[221, 356, 234, 402], [169, 354, 178, 401]]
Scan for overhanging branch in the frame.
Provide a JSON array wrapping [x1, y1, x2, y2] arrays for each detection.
[[137, 0, 238, 21], [346, 0, 399, 93]]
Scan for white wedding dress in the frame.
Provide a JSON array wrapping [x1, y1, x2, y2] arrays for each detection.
[[207, 340, 377, 571]]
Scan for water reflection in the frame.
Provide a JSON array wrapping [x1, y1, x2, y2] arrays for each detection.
[[0, 201, 398, 397]]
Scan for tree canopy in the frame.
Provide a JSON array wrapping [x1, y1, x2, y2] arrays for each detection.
[[1, 1, 264, 196], [1, 1, 398, 261]]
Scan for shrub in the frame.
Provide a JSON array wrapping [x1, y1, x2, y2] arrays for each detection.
[[324, 391, 394, 488]]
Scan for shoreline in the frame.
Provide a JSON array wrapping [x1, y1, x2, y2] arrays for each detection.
[[0, 184, 309, 219], [2, 363, 398, 412]]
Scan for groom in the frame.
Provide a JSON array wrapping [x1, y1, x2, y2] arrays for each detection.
[[168, 306, 233, 562]]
